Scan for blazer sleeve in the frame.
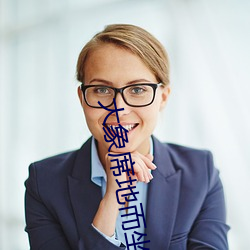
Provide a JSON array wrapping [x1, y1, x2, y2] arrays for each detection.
[[25, 163, 125, 250], [187, 151, 230, 249]]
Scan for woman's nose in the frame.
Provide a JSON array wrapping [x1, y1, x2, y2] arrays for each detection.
[[115, 92, 126, 109], [109, 92, 130, 117]]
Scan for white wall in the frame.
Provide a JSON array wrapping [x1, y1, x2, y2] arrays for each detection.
[[0, 0, 249, 249]]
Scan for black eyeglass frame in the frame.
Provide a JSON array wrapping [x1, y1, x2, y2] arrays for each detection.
[[80, 82, 164, 108]]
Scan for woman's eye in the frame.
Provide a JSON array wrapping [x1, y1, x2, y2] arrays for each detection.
[[94, 87, 110, 94], [130, 86, 146, 94]]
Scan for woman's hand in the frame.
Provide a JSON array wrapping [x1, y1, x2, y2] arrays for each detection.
[[104, 151, 156, 204]]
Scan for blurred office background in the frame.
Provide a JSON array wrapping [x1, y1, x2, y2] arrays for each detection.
[[0, 0, 249, 249]]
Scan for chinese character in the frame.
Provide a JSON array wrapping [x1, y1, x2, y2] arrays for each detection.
[[99, 98, 124, 125], [124, 231, 150, 250], [108, 152, 135, 176], [120, 203, 147, 231], [116, 178, 139, 205], [99, 98, 129, 151], [103, 124, 129, 151]]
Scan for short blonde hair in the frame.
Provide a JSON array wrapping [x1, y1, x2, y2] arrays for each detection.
[[76, 24, 170, 86]]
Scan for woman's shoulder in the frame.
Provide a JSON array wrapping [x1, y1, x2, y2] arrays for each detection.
[[153, 136, 215, 174], [34, 150, 77, 167], [166, 142, 212, 157], [29, 150, 79, 180], [30, 137, 92, 174], [153, 136, 212, 158]]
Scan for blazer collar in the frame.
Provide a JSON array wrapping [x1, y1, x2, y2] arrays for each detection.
[[68, 136, 181, 248]]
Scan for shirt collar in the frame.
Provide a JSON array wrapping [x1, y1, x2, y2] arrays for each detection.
[[91, 138, 107, 186]]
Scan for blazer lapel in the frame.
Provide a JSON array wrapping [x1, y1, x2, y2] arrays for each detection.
[[145, 136, 181, 249], [68, 137, 102, 236]]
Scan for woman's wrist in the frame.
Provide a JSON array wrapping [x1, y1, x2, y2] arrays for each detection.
[[93, 194, 120, 237]]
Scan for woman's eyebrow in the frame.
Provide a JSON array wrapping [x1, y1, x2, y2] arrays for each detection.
[[89, 79, 113, 85], [126, 79, 152, 85], [89, 78, 152, 85]]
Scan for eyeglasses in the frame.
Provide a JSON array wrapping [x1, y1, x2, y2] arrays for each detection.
[[80, 83, 163, 108]]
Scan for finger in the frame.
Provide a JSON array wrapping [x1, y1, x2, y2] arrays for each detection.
[[145, 154, 153, 161], [133, 162, 145, 182], [138, 153, 157, 170], [137, 155, 155, 182], [129, 153, 153, 183], [140, 159, 151, 183], [134, 157, 151, 183], [132, 156, 149, 183]]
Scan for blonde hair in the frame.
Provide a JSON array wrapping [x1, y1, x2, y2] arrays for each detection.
[[76, 24, 170, 86]]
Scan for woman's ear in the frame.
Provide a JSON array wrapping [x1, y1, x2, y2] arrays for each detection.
[[160, 86, 171, 111], [77, 86, 84, 107]]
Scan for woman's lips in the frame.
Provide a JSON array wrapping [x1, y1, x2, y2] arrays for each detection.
[[104, 123, 139, 138], [105, 123, 139, 132]]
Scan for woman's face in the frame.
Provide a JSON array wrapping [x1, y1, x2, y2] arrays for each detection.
[[78, 43, 170, 157]]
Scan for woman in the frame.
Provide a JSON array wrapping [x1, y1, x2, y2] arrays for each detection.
[[25, 24, 229, 249]]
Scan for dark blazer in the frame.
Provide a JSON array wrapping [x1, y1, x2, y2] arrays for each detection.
[[25, 136, 229, 250]]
